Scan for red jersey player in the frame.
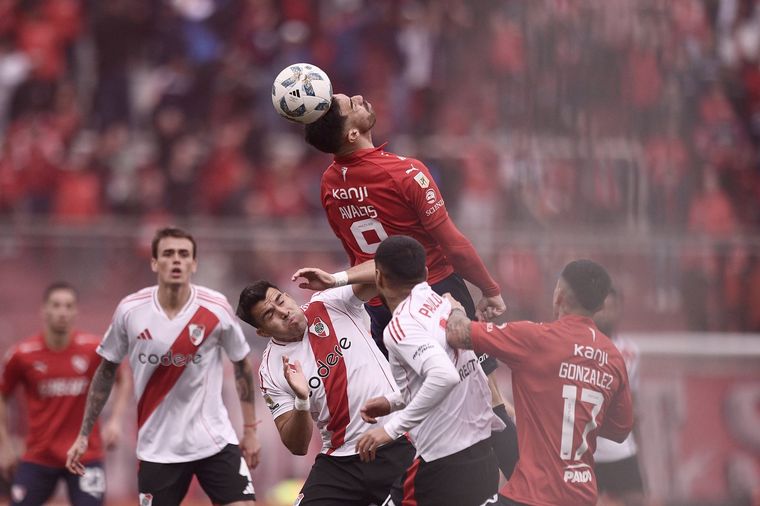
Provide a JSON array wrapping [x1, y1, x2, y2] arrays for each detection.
[[304, 93, 518, 479], [445, 260, 634, 506], [0, 282, 130, 506]]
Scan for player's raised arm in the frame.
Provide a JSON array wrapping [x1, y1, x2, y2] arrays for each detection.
[[66, 358, 119, 475], [273, 356, 313, 456], [292, 259, 377, 301], [427, 218, 506, 321]]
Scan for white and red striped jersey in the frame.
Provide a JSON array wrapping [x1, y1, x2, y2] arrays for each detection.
[[258, 285, 398, 457], [383, 282, 495, 462], [98, 285, 250, 463]]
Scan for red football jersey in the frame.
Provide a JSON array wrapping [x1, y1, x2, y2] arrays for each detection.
[[0, 332, 104, 466], [471, 315, 633, 506], [321, 145, 454, 302]]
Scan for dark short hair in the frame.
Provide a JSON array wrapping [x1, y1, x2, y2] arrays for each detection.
[[375, 236, 427, 285], [304, 97, 345, 153], [43, 281, 78, 302], [236, 280, 279, 328], [151, 227, 197, 259], [560, 260, 611, 312]]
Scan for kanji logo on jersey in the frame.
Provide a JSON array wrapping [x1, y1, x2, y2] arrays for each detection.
[[189, 324, 206, 346], [71, 355, 89, 374], [413, 172, 430, 188], [309, 317, 330, 338]]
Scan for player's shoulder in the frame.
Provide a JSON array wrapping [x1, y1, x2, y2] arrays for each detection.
[[258, 342, 285, 383], [7, 335, 44, 358], [117, 287, 155, 311], [72, 332, 102, 348], [195, 285, 236, 320]]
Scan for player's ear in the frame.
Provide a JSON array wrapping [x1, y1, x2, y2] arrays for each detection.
[[150, 257, 158, 273], [347, 127, 360, 144], [190, 258, 198, 274]]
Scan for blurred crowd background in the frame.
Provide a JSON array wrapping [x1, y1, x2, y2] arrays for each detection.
[[1, 0, 760, 505]]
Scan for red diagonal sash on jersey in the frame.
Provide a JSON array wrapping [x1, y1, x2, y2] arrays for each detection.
[[306, 302, 350, 454], [137, 306, 219, 429]]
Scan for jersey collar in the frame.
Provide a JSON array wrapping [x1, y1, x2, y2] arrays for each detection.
[[333, 142, 388, 164]]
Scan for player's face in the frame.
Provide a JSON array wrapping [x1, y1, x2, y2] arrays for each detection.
[[334, 93, 376, 135], [151, 237, 197, 286], [42, 288, 77, 335], [251, 287, 307, 340]]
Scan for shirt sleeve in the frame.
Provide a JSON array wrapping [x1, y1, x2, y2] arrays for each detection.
[[314, 286, 367, 319], [0, 347, 22, 397], [394, 159, 450, 230], [599, 368, 634, 443], [382, 318, 460, 438], [259, 352, 297, 420], [469, 320, 542, 370], [98, 306, 129, 364]]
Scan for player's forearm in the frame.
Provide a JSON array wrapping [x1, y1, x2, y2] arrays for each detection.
[[446, 308, 474, 350], [0, 396, 10, 445], [79, 359, 119, 437], [108, 364, 132, 421], [430, 220, 500, 296], [278, 410, 313, 455], [383, 364, 459, 438], [233, 358, 258, 426]]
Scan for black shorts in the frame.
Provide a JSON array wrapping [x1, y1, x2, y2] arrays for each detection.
[[595, 454, 644, 495], [387, 437, 499, 506], [11, 460, 105, 506], [296, 437, 415, 506], [138, 444, 255, 506], [365, 273, 498, 375]]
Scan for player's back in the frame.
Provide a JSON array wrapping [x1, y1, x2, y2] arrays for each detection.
[[472, 315, 633, 505], [384, 282, 494, 462], [321, 146, 454, 286]]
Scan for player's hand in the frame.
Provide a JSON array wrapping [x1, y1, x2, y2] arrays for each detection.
[[355, 427, 393, 463], [291, 268, 335, 291], [282, 356, 309, 400], [476, 294, 506, 322], [442, 293, 467, 316], [66, 435, 89, 476], [101, 418, 122, 450], [241, 428, 261, 469], [360, 396, 391, 424], [0, 439, 17, 482]]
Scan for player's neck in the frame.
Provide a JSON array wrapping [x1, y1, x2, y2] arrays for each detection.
[[43, 329, 71, 350], [157, 283, 192, 319], [335, 136, 374, 158], [381, 290, 410, 314]]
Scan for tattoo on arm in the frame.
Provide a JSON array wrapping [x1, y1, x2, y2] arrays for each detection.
[[447, 309, 474, 350], [234, 359, 255, 403], [80, 360, 118, 437]]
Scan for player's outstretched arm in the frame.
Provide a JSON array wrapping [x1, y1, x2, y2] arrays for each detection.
[[66, 358, 119, 475], [444, 294, 474, 350], [234, 356, 261, 469], [101, 364, 132, 450], [0, 395, 17, 482], [274, 356, 313, 456], [428, 219, 506, 321], [292, 260, 377, 301]]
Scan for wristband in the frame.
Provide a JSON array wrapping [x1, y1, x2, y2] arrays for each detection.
[[243, 420, 261, 430], [294, 396, 310, 411], [332, 271, 348, 287]]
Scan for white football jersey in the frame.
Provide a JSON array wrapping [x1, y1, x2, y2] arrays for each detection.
[[258, 286, 398, 457], [98, 285, 251, 463], [383, 282, 494, 462], [595, 336, 639, 462]]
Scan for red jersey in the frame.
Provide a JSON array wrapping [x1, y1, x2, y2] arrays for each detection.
[[471, 315, 633, 506], [0, 332, 104, 466], [321, 145, 454, 297]]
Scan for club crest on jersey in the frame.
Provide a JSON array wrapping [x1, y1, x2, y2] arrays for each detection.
[[71, 355, 89, 374], [188, 324, 206, 346], [308, 317, 330, 338], [413, 172, 430, 188], [139, 493, 153, 506]]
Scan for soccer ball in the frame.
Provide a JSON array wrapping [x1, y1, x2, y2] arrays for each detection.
[[271, 63, 333, 124]]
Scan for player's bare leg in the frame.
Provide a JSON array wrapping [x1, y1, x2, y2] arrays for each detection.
[[487, 372, 519, 479]]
